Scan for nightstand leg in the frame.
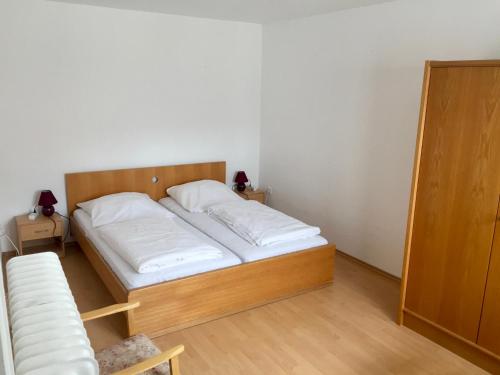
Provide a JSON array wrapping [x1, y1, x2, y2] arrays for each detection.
[[58, 236, 65, 258], [17, 237, 23, 256]]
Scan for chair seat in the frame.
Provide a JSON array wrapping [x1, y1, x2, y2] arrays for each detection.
[[95, 334, 170, 375]]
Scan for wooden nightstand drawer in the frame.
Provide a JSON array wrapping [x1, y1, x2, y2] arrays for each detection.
[[247, 192, 265, 203], [237, 189, 266, 204], [20, 221, 63, 241]]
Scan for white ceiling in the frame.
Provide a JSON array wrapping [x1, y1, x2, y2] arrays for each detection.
[[56, 0, 396, 23]]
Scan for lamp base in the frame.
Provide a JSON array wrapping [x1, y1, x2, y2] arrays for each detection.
[[236, 183, 246, 192], [42, 205, 55, 217]]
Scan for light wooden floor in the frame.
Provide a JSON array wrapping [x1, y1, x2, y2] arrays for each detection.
[[60, 245, 485, 374]]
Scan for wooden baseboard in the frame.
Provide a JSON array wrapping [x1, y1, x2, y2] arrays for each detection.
[[403, 310, 500, 374], [336, 250, 401, 283]]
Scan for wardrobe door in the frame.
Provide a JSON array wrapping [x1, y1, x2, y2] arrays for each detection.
[[405, 66, 500, 341], [478, 208, 500, 355]]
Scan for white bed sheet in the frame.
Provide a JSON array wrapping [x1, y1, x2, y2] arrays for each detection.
[[73, 209, 241, 290], [159, 198, 328, 262]]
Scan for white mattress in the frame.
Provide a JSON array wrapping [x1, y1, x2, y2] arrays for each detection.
[[159, 197, 329, 262], [73, 209, 241, 290]]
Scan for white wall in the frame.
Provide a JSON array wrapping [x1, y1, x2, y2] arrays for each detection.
[[260, 0, 500, 276], [0, 0, 262, 248]]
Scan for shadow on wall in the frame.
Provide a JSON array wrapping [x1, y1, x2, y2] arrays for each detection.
[[354, 64, 421, 274]]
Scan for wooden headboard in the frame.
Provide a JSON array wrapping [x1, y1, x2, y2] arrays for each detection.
[[65, 161, 226, 215]]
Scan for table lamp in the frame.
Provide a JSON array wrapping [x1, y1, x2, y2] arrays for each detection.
[[38, 190, 57, 217], [234, 171, 248, 192]]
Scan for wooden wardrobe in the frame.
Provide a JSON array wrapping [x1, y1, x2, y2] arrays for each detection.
[[400, 60, 500, 373]]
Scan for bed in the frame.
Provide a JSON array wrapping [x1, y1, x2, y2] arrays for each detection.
[[66, 161, 336, 337]]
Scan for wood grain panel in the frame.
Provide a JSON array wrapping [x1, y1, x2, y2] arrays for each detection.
[[129, 244, 335, 337], [478, 199, 500, 355], [405, 66, 500, 341], [65, 161, 225, 214]]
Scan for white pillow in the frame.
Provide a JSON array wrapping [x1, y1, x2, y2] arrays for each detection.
[[166, 180, 242, 213], [77, 192, 175, 227]]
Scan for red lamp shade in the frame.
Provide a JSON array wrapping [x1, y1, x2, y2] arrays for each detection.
[[234, 171, 248, 192], [235, 171, 248, 184], [38, 190, 57, 217]]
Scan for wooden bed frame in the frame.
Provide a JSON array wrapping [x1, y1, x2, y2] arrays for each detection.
[[66, 161, 336, 337]]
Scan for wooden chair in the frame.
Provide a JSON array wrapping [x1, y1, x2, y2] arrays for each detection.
[[81, 302, 184, 375]]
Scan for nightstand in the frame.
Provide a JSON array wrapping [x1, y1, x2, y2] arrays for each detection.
[[237, 189, 266, 204], [15, 213, 65, 257]]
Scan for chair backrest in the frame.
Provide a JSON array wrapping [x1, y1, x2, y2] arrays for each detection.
[[0, 258, 15, 375]]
